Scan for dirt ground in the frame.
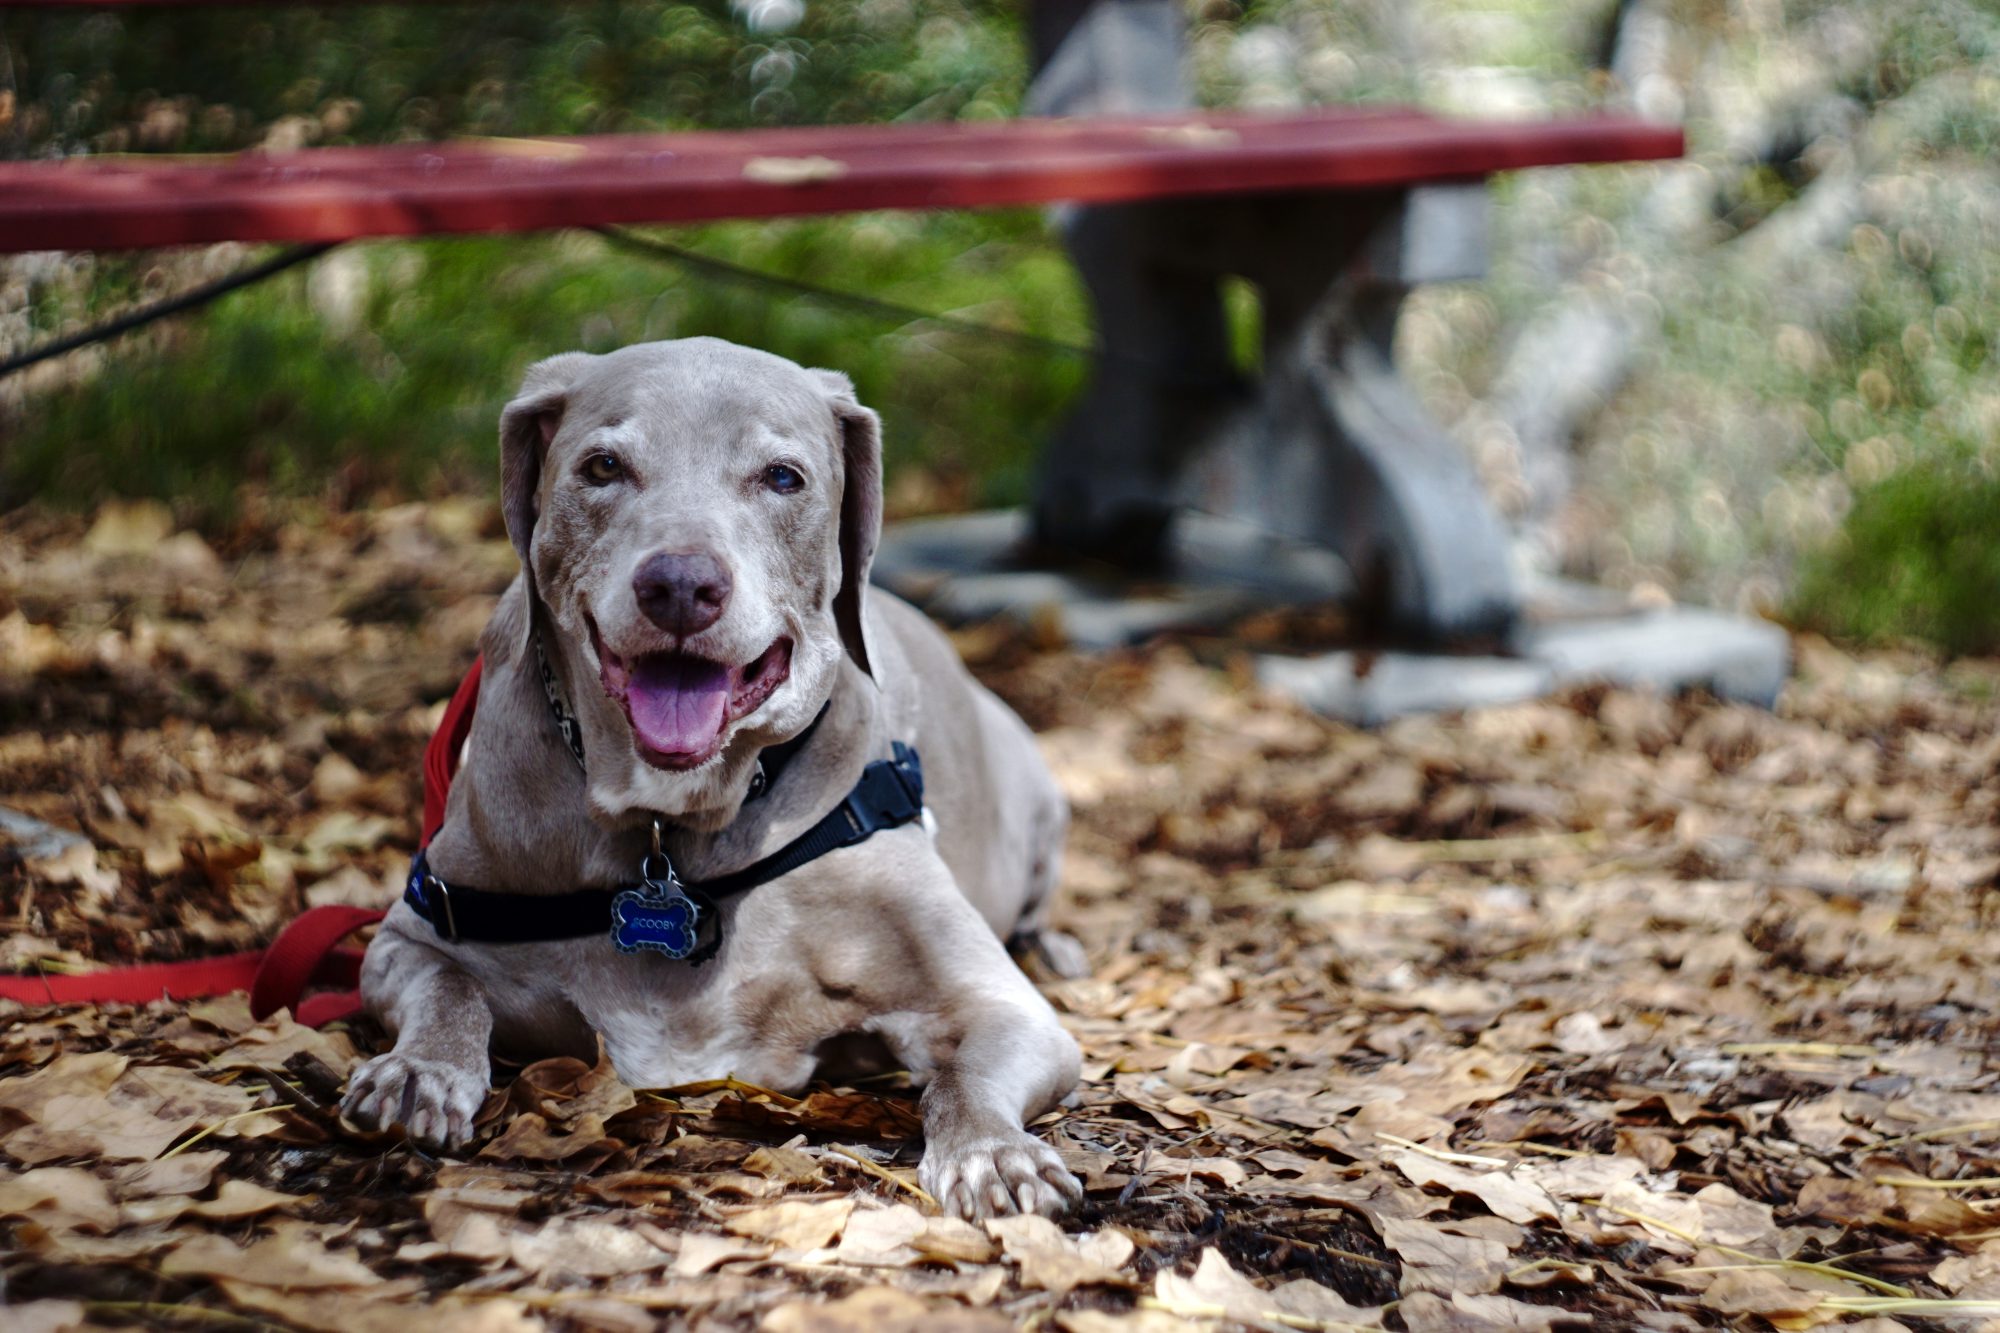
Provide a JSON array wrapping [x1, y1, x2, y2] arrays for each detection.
[[3, 498, 1999, 1332]]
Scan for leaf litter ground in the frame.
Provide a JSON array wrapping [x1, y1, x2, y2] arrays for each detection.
[[3, 499, 2000, 1332]]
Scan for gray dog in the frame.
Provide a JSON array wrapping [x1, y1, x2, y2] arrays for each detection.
[[340, 338, 1084, 1220]]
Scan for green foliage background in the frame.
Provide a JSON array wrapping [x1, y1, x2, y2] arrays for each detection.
[[0, 0, 1080, 518], [2, 0, 1995, 654]]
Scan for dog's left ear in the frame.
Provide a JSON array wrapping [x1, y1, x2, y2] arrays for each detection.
[[811, 368, 881, 680]]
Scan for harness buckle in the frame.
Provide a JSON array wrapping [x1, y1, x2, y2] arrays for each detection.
[[841, 745, 925, 838]]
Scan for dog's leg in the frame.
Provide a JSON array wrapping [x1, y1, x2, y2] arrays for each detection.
[[340, 926, 493, 1148], [917, 1004, 1084, 1220], [914, 998, 1083, 1220], [1007, 791, 1092, 981]]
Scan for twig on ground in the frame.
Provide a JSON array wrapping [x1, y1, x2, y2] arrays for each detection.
[[1377, 1133, 1511, 1168], [160, 1105, 292, 1159], [1587, 1199, 1913, 1298], [830, 1144, 938, 1210]]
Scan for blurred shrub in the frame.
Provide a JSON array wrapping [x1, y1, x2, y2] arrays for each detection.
[[2, 220, 1089, 521], [1794, 461, 2000, 656]]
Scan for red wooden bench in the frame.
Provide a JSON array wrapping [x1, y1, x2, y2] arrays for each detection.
[[0, 0, 1682, 643], [0, 109, 1676, 254]]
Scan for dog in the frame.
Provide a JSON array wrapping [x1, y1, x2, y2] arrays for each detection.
[[340, 338, 1084, 1220]]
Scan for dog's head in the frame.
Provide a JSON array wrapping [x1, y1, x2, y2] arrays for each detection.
[[496, 338, 881, 827]]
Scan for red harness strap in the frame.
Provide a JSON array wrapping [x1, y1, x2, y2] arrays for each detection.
[[422, 654, 483, 847], [0, 657, 485, 1026]]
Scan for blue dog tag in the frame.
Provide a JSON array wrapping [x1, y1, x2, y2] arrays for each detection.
[[612, 878, 702, 959]]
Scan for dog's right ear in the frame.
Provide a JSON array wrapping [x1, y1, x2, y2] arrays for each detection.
[[499, 352, 595, 567]]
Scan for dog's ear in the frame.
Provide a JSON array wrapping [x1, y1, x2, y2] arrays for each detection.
[[812, 369, 882, 680], [499, 352, 595, 566]]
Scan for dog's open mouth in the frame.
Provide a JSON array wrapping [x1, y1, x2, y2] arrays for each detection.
[[592, 628, 792, 769]]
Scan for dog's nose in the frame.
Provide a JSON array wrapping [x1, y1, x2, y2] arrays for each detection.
[[633, 550, 732, 636]]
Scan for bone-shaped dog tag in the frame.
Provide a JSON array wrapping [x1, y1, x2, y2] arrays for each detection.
[[612, 878, 702, 959]]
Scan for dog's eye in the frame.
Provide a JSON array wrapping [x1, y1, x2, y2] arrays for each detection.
[[581, 452, 623, 485], [763, 463, 805, 494]]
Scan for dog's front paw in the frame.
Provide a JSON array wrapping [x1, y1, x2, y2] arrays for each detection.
[[341, 1050, 488, 1149], [921, 1129, 1082, 1221]]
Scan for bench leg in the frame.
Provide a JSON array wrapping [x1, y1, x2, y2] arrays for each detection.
[[1021, 0, 1519, 642], [1033, 187, 1522, 644], [1245, 279, 1521, 645], [1028, 201, 1242, 569]]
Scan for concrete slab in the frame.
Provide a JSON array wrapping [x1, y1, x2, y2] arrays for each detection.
[[1519, 605, 1792, 707], [876, 508, 1793, 720], [874, 509, 1349, 650], [1258, 652, 1555, 727]]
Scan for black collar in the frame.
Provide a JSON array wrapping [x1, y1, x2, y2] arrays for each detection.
[[405, 740, 924, 965]]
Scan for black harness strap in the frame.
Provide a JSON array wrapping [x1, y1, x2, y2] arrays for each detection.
[[405, 741, 924, 951]]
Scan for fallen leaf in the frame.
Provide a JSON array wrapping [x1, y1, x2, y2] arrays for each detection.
[[985, 1213, 1134, 1293], [163, 1222, 380, 1289], [725, 1196, 855, 1251], [1388, 1151, 1557, 1223], [0, 1167, 120, 1232], [675, 1231, 773, 1275], [762, 1285, 1010, 1332]]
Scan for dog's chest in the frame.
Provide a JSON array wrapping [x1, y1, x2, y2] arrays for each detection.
[[433, 928, 810, 1091], [568, 951, 821, 1093]]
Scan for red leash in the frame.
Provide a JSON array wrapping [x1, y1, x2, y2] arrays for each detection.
[[0, 657, 485, 1026]]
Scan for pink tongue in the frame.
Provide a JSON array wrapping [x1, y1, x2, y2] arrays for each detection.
[[626, 656, 731, 756]]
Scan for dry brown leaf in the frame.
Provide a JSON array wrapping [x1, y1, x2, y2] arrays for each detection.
[[476, 1111, 621, 1167], [109, 1150, 229, 1199], [1695, 1269, 1829, 1319], [1690, 1182, 1778, 1249], [725, 1196, 855, 1251], [1380, 1217, 1510, 1295], [1398, 1290, 1570, 1331], [714, 1088, 923, 1138], [831, 1201, 929, 1266], [761, 1285, 1010, 1332], [985, 1213, 1134, 1293], [1387, 1151, 1557, 1223], [675, 1231, 773, 1275], [1154, 1247, 1380, 1326], [1931, 1245, 2000, 1297], [213, 1280, 456, 1333], [744, 1144, 827, 1186], [4, 1061, 264, 1162], [1590, 1180, 1706, 1254], [0, 1051, 126, 1120], [162, 1221, 381, 1289], [912, 1214, 1001, 1266], [209, 1012, 362, 1078], [7, 1299, 90, 1333], [1520, 1153, 1645, 1201], [509, 1045, 637, 1125], [121, 1177, 307, 1225], [507, 1216, 674, 1279], [0, 1167, 120, 1233], [1793, 1174, 1894, 1227]]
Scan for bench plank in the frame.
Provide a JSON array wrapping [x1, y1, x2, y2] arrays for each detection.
[[0, 109, 1680, 254]]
